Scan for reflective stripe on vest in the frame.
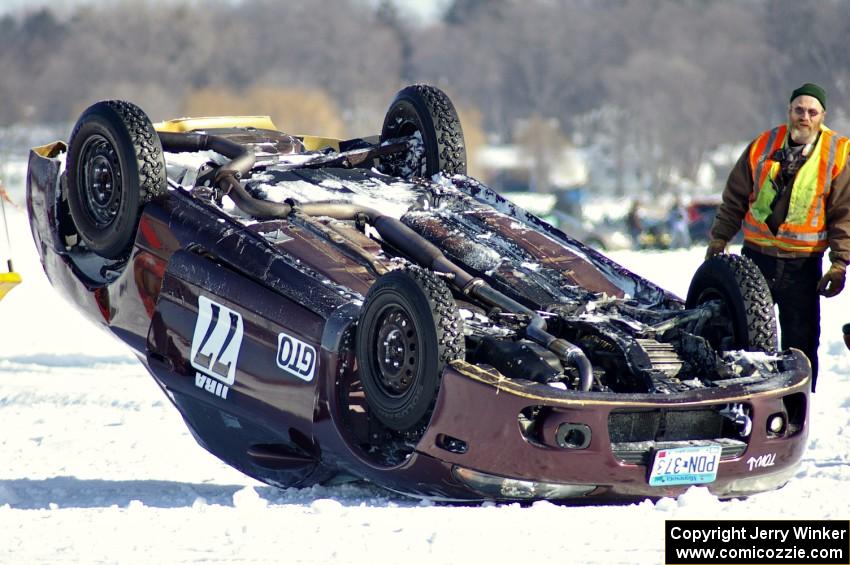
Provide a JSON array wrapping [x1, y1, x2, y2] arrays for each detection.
[[742, 124, 849, 253]]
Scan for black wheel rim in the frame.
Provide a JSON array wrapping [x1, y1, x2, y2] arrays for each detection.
[[79, 134, 122, 228], [372, 304, 420, 396], [383, 111, 426, 177], [697, 289, 737, 350]]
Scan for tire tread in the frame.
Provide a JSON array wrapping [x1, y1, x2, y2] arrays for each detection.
[[410, 84, 466, 176], [102, 100, 167, 204], [687, 254, 778, 353], [380, 84, 466, 178], [66, 99, 166, 259]]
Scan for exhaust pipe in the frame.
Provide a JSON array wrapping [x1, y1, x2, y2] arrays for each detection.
[[160, 130, 594, 390], [466, 281, 593, 391]]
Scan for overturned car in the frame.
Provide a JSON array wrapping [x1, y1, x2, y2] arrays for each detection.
[[27, 85, 809, 502]]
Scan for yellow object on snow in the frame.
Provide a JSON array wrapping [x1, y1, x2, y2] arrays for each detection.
[[0, 271, 21, 301]]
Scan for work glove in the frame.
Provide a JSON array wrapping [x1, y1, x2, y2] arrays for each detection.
[[705, 238, 727, 260], [817, 263, 846, 298]]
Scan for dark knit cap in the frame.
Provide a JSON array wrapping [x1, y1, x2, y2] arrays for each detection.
[[790, 83, 827, 110]]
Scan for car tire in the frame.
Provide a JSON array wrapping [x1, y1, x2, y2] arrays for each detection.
[[379, 84, 466, 179], [685, 254, 777, 353], [66, 100, 167, 259], [356, 266, 465, 433]]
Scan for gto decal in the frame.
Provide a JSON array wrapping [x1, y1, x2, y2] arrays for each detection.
[[746, 453, 777, 471], [190, 296, 244, 399], [276, 331, 316, 382]]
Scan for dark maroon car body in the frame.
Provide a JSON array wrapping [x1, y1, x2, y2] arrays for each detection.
[[26, 96, 810, 502]]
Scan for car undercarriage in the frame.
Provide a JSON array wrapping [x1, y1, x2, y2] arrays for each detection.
[[26, 84, 809, 501]]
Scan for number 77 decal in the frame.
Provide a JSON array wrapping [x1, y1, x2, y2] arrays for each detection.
[[190, 296, 244, 385]]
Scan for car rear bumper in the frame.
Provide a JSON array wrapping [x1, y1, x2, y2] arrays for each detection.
[[411, 356, 809, 500]]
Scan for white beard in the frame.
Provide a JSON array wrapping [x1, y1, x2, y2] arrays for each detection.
[[789, 124, 817, 145]]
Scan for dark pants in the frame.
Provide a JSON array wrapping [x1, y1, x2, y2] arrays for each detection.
[[742, 246, 822, 391]]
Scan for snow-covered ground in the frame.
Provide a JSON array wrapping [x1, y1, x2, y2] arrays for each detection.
[[1, 182, 849, 565]]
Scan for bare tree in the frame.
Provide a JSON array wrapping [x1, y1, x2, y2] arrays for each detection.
[[3, 0, 850, 196]]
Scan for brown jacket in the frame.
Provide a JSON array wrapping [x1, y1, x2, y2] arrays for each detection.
[[711, 140, 850, 268]]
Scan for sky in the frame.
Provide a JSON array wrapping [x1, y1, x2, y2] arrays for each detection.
[[0, 0, 452, 23]]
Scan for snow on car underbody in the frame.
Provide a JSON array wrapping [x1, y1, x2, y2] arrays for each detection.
[[26, 85, 809, 502]]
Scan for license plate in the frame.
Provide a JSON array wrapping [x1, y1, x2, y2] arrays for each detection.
[[648, 445, 722, 486]]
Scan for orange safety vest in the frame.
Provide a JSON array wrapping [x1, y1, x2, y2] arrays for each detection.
[[743, 123, 850, 253]]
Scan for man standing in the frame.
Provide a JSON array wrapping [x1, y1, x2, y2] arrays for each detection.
[[627, 199, 643, 247], [706, 83, 850, 392], [668, 195, 692, 249]]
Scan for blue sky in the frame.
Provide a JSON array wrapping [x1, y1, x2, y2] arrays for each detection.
[[1, 0, 452, 23]]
